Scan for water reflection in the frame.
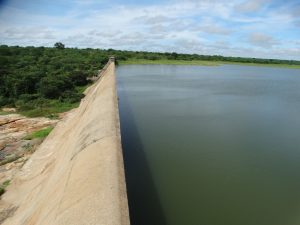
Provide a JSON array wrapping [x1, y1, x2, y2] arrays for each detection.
[[117, 64, 300, 225], [118, 77, 167, 225]]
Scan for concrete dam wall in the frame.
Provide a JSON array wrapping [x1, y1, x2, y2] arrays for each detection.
[[1, 61, 130, 225]]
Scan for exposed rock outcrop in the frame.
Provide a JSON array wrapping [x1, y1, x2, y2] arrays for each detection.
[[0, 114, 58, 184]]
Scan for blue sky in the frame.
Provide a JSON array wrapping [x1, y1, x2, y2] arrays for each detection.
[[0, 0, 299, 60]]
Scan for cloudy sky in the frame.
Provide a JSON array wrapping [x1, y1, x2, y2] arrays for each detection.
[[0, 0, 299, 60]]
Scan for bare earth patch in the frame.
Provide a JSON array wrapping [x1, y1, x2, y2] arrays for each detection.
[[0, 113, 58, 185], [0, 112, 62, 223]]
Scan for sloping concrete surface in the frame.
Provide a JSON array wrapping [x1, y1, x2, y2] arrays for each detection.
[[1, 61, 130, 225]]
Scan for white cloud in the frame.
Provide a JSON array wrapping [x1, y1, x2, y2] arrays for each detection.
[[192, 24, 232, 35], [291, 5, 300, 18], [235, 0, 271, 13], [134, 15, 173, 25], [0, 0, 299, 60], [248, 32, 279, 48]]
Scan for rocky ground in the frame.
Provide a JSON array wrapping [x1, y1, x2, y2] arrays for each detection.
[[0, 109, 58, 186]]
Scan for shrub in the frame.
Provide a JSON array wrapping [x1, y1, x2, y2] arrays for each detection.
[[0, 180, 11, 196]]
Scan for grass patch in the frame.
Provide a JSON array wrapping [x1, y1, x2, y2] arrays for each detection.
[[0, 110, 16, 115], [24, 127, 54, 140], [120, 59, 220, 66], [219, 61, 300, 69], [0, 111, 10, 115], [18, 100, 80, 118], [0, 180, 10, 196], [120, 59, 300, 69], [75, 83, 93, 94]]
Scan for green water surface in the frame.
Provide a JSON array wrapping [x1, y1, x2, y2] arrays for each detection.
[[117, 64, 300, 225]]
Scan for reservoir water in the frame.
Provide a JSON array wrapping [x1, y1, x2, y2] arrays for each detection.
[[117, 64, 300, 225]]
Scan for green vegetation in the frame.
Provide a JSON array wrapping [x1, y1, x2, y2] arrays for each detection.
[[121, 59, 300, 68], [0, 180, 10, 196], [18, 100, 80, 118], [1, 44, 299, 118], [24, 127, 54, 140], [120, 59, 220, 66], [0, 111, 10, 115], [54, 42, 65, 49], [114, 50, 300, 68], [0, 44, 110, 117]]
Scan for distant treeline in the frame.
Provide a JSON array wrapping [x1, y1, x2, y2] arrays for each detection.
[[0, 44, 299, 116], [114, 50, 300, 65]]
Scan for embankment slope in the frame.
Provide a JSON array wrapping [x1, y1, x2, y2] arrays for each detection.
[[1, 61, 130, 225]]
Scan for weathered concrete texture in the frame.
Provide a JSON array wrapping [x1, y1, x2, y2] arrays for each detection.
[[1, 62, 130, 225]]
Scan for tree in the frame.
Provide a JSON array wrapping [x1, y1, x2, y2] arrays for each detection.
[[54, 42, 65, 49], [69, 70, 88, 86], [38, 75, 73, 99]]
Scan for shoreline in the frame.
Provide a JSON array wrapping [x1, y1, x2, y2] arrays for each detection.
[[120, 59, 300, 69]]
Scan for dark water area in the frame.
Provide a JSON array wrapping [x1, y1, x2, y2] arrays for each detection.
[[116, 64, 300, 225]]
